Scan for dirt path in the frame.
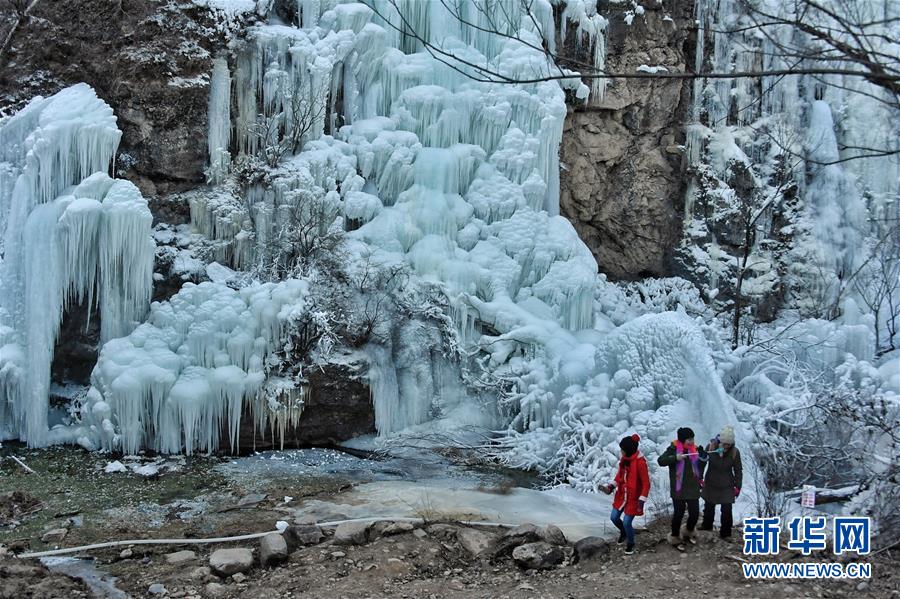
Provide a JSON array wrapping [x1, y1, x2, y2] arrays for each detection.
[[7, 518, 891, 599]]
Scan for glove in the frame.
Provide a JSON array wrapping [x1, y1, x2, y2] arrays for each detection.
[[638, 500, 645, 510], [734, 487, 741, 498], [602, 484, 614, 495]]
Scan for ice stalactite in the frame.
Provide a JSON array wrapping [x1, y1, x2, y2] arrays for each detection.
[[0, 85, 153, 446], [207, 57, 233, 184]]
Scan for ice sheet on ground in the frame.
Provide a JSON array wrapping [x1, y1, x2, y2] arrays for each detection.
[[291, 480, 617, 542]]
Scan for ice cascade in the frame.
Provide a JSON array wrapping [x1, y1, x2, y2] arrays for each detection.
[[0, 85, 154, 446]]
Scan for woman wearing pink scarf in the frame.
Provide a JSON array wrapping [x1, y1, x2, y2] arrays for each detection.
[[658, 427, 708, 549]]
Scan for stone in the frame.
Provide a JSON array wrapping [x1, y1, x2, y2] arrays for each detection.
[[370, 520, 415, 539], [119, 548, 133, 559], [231, 572, 246, 583], [259, 533, 288, 568], [209, 548, 254, 577], [539, 525, 567, 546], [148, 583, 167, 595], [490, 523, 542, 557], [456, 528, 494, 557], [382, 558, 411, 578], [41, 528, 68, 544], [512, 542, 564, 570], [330, 551, 346, 558], [424, 524, 458, 541], [284, 524, 325, 550], [333, 521, 371, 545], [573, 536, 611, 563], [165, 550, 197, 565], [412, 529, 428, 539]]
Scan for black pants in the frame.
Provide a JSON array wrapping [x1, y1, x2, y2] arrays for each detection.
[[671, 498, 699, 537], [701, 502, 733, 537]]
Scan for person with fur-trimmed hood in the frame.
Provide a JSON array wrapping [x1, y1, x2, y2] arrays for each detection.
[[658, 427, 708, 548], [699, 425, 742, 539], [602, 434, 650, 555]]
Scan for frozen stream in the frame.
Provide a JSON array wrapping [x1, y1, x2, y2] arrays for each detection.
[[216, 446, 618, 542]]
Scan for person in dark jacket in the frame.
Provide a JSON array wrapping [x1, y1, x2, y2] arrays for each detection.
[[700, 425, 743, 539], [602, 434, 650, 555], [657, 427, 707, 547]]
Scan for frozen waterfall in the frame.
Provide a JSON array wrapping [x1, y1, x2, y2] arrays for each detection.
[[0, 85, 154, 446]]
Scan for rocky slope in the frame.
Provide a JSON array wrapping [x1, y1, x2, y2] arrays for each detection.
[[0, 0, 240, 195]]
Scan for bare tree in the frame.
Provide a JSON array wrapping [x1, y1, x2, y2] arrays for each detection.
[[853, 224, 900, 353], [245, 85, 326, 168], [363, 0, 900, 96]]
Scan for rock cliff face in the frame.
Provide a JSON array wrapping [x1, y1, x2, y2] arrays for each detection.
[[234, 365, 375, 453], [0, 0, 236, 195], [560, 1, 693, 279]]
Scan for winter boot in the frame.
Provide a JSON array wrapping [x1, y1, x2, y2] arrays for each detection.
[[681, 527, 698, 545], [624, 543, 635, 555], [668, 534, 685, 550], [617, 530, 627, 545]]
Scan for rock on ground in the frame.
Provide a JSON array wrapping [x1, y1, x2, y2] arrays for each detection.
[[573, 536, 611, 563], [259, 533, 288, 568], [333, 521, 371, 545], [164, 550, 197, 565], [284, 524, 325, 549], [539, 525, 567, 546], [456, 528, 495, 557], [41, 528, 68, 544], [512, 542, 565, 570], [370, 520, 415, 539], [209, 548, 254, 577], [490, 523, 542, 557]]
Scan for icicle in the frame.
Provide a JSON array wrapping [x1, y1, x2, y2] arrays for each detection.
[[207, 57, 232, 184]]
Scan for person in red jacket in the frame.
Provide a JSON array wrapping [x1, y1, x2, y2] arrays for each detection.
[[602, 433, 650, 555]]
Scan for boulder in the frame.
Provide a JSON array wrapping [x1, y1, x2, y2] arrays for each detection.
[[259, 533, 288, 568], [512, 542, 564, 570], [147, 583, 167, 595], [209, 548, 254, 577], [284, 524, 325, 549], [573, 536, 611, 563], [456, 528, 494, 557], [370, 520, 415, 539], [333, 521, 371, 545], [490, 523, 542, 557], [41, 528, 68, 544], [539, 525, 568, 546], [165, 550, 197, 565]]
